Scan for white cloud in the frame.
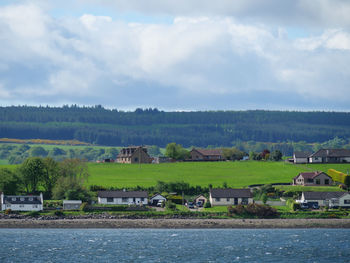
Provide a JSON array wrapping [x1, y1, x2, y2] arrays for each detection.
[[0, 3, 350, 109]]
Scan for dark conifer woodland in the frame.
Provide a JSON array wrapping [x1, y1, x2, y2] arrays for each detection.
[[1, 105, 350, 147]]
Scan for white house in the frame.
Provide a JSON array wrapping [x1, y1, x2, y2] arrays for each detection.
[[209, 188, 253, 206], [98, 190, 148, 205], [150, 193, 167, 206], [300, 191, 350, 207], [309, 149, 350, 163], [63, 200, 82, 210], [293, 152, 310, 164], [1, 193, 43, 211]]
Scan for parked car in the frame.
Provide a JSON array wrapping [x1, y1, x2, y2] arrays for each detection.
[[187, 202, 195, 209], [157, 200, 164, 207], [300, 202, 309, 209], [312, 203, 319, 210]]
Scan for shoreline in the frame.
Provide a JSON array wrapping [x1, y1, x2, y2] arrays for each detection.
[[1, 218, 350, 229]]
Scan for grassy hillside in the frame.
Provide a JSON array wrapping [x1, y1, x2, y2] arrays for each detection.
[[85, 161, 350, 188]]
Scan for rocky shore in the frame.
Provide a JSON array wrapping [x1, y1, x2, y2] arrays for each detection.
[[1, 217, 350, 229]]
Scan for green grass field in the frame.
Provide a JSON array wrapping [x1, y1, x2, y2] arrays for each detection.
[[85, 161, 350, 189]]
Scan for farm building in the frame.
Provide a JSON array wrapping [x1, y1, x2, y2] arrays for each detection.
[[116, 146, 152, 164]]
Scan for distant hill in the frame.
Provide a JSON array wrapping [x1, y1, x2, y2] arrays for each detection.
[[1, 105, 350, 147]]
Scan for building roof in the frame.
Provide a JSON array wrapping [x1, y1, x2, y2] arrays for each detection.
[[117, 146, 148, 158], [150, 193, 166, 200], [210, 188, 253, 198], [192, 148, 223, 156], [98, 191, 148, 198], [63, 200, 82, 204], [303, 191, 347, 200], [294, 171, 330, 180], [310, 149, 350, 158], [293, 151, 311, 158], [3, 195, 42, 205]]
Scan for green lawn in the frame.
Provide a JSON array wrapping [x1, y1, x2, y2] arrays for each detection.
[[86, 161, 350, 189]]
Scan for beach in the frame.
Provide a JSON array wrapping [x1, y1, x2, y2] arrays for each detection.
[[1, 218, 350, 228]]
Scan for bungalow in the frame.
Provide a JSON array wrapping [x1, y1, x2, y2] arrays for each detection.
[[63, 200, 82, 210], [150, 193, 167, 206], [194, 194, 207, 206], [1, 193, 43, 211], [98, 190, 148, 205], [209, 188, 253, 206], [293, 171, 333, 186], [293, 152, 310, 164], [309, 149, 350, 163], [300, 191, 350, 208], [190, 148, 224, 162], [116, 146, 152, 164]]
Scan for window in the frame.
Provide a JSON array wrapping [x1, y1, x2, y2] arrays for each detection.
[[19, 205, 24, 208], [141, 198, 144, 202], [316, 179, 320, 185], [107, 197, 113, 202], [33, 205, 38, 208], [315, 157, 319, 160], [226, 198, 230, 202], [344, 200, 350, 204], [134, 157, 138, 162], [20, 197, 24, 201], [242, 198, 249, 205], [307, 179, 313, 183], [29, 197, 33, 201], [325, 179, 329, 185], [215, 198, 221, 202], [122, 197, 128, 202], [12, 197, 16, 201]]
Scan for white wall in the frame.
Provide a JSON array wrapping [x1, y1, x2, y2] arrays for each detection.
[[98, 197, 148, 205], [2, 204, 42, 211], [209, 196, 253, 206]]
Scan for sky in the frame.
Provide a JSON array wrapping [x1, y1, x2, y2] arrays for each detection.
[[0, 0, 350, 111]]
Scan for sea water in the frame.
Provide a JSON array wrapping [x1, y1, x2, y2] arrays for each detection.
[[0, 228, 349, 262]]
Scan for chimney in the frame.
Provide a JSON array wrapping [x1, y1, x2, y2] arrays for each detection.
[[326, 150, 329, 155], [123, 188, 126, 192]]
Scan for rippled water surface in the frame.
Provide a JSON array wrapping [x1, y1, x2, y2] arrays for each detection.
[[0, 228, 349, 262]]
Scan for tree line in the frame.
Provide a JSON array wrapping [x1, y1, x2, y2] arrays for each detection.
[[1, 106, 350, 148], [0, 157, 91, 201]]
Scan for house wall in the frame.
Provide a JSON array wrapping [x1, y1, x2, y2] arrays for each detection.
[[340, 157, 350, 163], [339, 194, 350, 207], [63, 204, 81, 210], [98, 197, 148, 205], [309, 157, 322, 163], [130, 148, 151, 164], [293, 157, 308, 164], [190, 150, 204, 160], [2, 204, 43, 211], [209, 194, 253, 206]]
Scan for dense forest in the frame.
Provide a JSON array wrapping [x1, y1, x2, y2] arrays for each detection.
[[1, 105, 350, 148]]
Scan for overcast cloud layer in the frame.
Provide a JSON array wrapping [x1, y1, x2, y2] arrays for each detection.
[[0, 1, 350, 110]]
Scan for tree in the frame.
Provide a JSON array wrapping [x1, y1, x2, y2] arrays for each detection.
[[269, 150, 283, 161], [0, 168, 21, 194], [58, 159, 89, 181], [165, 143, 189, 160], [19, 157, 45, 193], [42, 157, 60, 198], [29, 146, 48, 157], [52, 176, 91, 202]]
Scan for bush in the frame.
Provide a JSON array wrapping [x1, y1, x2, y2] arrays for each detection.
[[80, 202, 89, 212], [4, 209, 12, 215], [165, 201, 177, 211], [204, 201, 211, 208], [28, 211, 40, 217], [54, 210, 64, 217], [227, 203, 278, 218]]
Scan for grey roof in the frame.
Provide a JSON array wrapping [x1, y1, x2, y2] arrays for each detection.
[[294, 152, 311, 158], [192, 148, 223, 156], [303, 191, 347, 200], [3, 195, 42, 205], [210, 188, 253, 198], [150, 193, 166, 199], [98, 191, 148, 198], [310, 149, 350, 158]]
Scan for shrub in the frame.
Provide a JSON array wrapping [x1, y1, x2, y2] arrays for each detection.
[[228, 203, 278, 218], [165, 201, 177, 211], [54, 210, 64, 217], [4, 209, 12, 215], [204, 201, 211, 208], [80, 202, 89, 212], [28, 211, 40, 217]]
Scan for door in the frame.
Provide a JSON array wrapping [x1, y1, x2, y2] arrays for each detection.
[[234, 198, 238, 205]]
